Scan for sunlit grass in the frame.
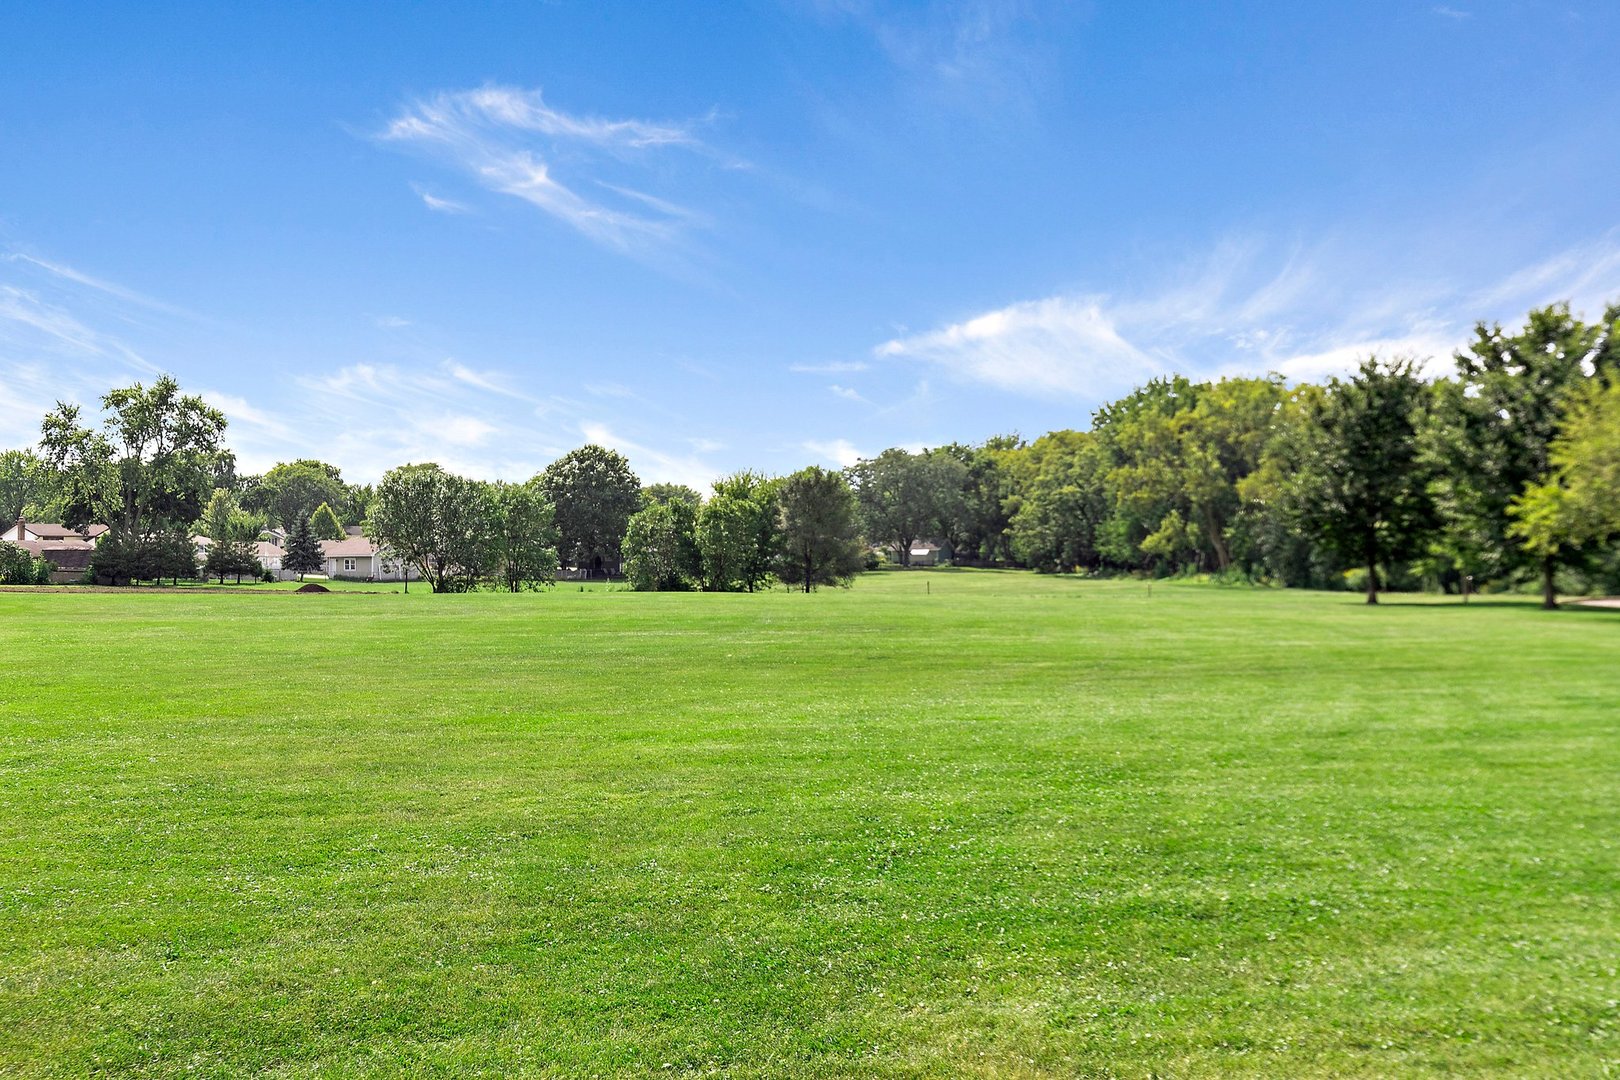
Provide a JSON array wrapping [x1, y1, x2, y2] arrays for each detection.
[[1, 572, 1615, 1076]]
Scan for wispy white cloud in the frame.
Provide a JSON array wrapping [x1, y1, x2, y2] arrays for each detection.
[[802, 437, 865, 468], [1433, 6, 1471, 20], [412, 185, 471, 215], [814, 0, 1069, 116], [790, 360, 870, 374], [829, 384, 869, 403], [443, 359, 537, 402], [378, 85, 711, 255], [877, 294, 1160, 399], [374, 315, 413, 329], [0, 254, 195, 448], [2, 251, 199, 319], [580, 421, 717, 490], [874, 234, 1620, 400]]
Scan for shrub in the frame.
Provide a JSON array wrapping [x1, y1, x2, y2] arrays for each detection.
[[0, 541, 52, 585]]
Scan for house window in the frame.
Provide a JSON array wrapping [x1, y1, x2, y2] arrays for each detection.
[[344, 558, 356, 572]]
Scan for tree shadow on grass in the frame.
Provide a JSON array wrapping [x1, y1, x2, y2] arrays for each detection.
[[1351, 597, 1620, 615]]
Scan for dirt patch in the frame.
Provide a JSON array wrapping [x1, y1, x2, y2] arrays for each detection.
[[294, 583, 331, 593]]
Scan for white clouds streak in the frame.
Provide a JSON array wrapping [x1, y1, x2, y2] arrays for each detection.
[[875, 235, 1620, 400], [580, 421, 717, 490], [877, 295, 1160, 399], [378, 85, 710, 254], [802, 438, 865, 468]]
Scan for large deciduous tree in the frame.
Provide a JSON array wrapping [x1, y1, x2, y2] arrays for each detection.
[[539, 445, 641, 574], [1289, 357, 1438, 604], [1429, 303, 1619, 608], [848, 448, 966, 566], [776, 466, 865, 592], [695, 494, 756, 591], [935, 436, 1019, 565], [488, 481, 560, 592], [641, 482, 702, 509], [623, 500, 701, 591], [709, 471, 780, 592], [0, 449, 51, 522], [1091, 376, 1283, 573], [39, 376, 227, 584], [251, 460, 348, 531], [1002, 430, 1110, 573], [1509, 375, 1620, 568], [367, 464, 494, 593]]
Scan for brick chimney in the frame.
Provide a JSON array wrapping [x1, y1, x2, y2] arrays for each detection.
[[13, 516, 23, 542]]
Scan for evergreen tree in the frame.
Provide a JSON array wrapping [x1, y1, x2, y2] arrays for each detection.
[[283, 517, 324, 581]]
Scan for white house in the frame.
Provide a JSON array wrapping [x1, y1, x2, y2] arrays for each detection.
[[319, 537, 418, 581]]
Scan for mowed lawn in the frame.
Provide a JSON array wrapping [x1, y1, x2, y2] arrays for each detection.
[[1, 573, 1616, 1077]]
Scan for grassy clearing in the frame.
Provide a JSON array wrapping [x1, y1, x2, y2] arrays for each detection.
[[1, 572, 1616, 1076]]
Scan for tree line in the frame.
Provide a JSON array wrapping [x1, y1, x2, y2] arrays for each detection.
[[3, 300, 1617, 604]]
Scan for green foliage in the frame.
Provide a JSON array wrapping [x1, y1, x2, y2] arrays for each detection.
[[695, 494, 756, 591], [1088, 376, 1284, 574], [202, 537, 261, 584], [488, 481, 560, 592], [623, 500, 701, 591], [367, 464, 494, 593], [39, 375, 227, 538], [0, 449, 51, 523], [933, 436, 1020, 563], [1287, 357, 1438, 604], [309, 501, 346, 540], [776, 466, 865, 592], [282, 517, 323, 581], [250, 460, 348, 531], [1001, 430, 1109, 572], [538, 445, 641, 573], [1428, 303, 1618, 605], [340, 482, 374, 527], [848, 448, 967, 566], [198, 488, 267, 583], [710, 470, 781, 592], [1230, 385, 1345, 588], [1510, 374, 1620, 558], [0, 540, 52, 584], [641, 482, 702, 508], [89, 527, 198, 586]]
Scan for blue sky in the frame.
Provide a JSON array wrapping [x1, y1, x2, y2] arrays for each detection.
[[3, 1, 1619, 486]]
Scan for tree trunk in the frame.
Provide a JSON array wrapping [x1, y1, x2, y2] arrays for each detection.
[[1365, 559, 1379, 605], [1203, 506, 1231, 571], [1541, 557, 1557, 610]]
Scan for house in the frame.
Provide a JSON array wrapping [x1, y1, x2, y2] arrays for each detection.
[[887, 539, 953, 567], [255, 542, 285, 577], [8, 517, 104, 583], [319, 537, 418, 581]]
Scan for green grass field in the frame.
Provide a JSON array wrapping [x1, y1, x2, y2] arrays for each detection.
[[1, 572, 1616, 1077]]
